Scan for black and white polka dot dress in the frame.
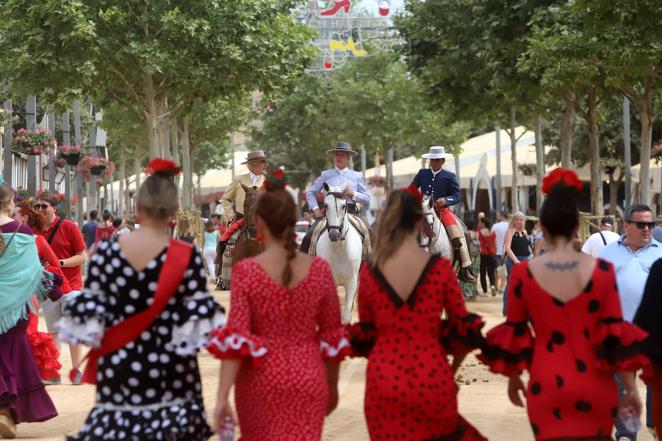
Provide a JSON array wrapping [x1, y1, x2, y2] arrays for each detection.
[[59, 239, 226, 441]]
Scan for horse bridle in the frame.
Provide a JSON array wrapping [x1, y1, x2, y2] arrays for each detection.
[[243, 192, 260, 240], [326, 193, 348, 241]]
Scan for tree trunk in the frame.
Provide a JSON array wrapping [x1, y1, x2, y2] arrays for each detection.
[[637, 108, 653, 206], [534, 114, 545, 211], [608, 168, 623, 215], [587, 87, 603, 215], [197, 174, 202, 205], [181, 116, 193, 210], [508, 107, 519, 213], [143, 73, 160, 159], [119, 156, 126, 217], [171, 118, 180, 165], [560, 98, 574, 169], [134, 156, 142, 191]]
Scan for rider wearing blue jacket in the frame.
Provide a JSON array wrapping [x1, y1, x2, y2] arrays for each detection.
[[412, 146, 476, 282]]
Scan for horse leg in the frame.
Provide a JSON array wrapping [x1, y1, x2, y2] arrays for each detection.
[[342, 271, 359, 324]]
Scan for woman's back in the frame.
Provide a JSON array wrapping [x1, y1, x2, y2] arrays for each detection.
[[527, 251, 595, 303], [230, 256, 337, 341]]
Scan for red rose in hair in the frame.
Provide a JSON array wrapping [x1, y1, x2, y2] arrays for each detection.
[[263, 168, 287, 191], [542, 168, 583, 195], [144, 158, 182, 177], [404, 185, 423, 202]]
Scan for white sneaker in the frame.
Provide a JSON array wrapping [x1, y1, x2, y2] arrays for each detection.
[[618, 437, 632, 441]]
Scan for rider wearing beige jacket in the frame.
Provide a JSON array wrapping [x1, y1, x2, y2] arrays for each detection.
[[221, 151, 267, 225]]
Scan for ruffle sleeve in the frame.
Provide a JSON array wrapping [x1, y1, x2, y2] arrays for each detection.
[[171, 292, 226, 356], [439, 313, 485, 357], [477, 321, 534, 376], [208, 327, 268, 366], [593, 318, 651, 378], [57, 290, 108, 347], [319, 327, 351, 362], [347, 322, 378, 358]]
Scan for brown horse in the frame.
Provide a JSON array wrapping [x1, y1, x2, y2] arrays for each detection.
[[233, 183, 265, 263]]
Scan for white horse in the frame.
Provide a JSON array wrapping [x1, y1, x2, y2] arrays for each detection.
[[420, 194, 455, 263], [316, 183, 363, 323]]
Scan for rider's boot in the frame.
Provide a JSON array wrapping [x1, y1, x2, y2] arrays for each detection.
[[448, 227, 477, 283], [299, 218, 322, 254]]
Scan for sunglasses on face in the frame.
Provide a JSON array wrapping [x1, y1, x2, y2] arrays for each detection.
[[627, 221, 655, 230], [34, 204, 50, 210]]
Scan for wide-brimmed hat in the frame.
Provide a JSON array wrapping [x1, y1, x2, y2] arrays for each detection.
[[327, 141, 358, 156], [241, 150, 268, 164], [421, 146, 449, 160]]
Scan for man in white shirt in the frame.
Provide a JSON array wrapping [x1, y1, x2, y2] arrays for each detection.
[[581, 216, 621, 257], [491, 211, 509, 294]]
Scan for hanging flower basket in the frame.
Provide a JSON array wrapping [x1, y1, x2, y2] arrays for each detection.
[[518, 163, 536, 177], [57, 145, 82, 166], [78, 155, 103, 181], [12, 128, 55, 156]]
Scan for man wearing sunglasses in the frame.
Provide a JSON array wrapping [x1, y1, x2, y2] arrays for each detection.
[[600, 203, 662, 441], [34, 191, 87, 385]]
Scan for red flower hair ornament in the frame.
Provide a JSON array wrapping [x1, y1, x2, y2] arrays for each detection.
[[144, 158, 182, 177], [542, 168, 583, 195], [404, 185, 423, 202], [263, 168, 287, 191]]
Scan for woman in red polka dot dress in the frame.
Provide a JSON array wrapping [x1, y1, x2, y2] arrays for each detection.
[[349, 186, 486, 441], [478, 169, 650, 440], [210, 172, 348, 440]]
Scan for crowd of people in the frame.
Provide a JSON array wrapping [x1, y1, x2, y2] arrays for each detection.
[[0, 150, 661, 441]]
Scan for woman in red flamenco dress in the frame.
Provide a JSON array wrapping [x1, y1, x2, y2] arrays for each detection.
[[478, 169, 650, 440], [210, 173, 348, 441], [15, 203, 71, 381], [349, 187, 486, 441]]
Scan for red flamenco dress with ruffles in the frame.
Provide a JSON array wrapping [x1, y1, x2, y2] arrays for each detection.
[[27, 235, 71, 380], [478, 259, 650, 440], [349, 255, 486, 441], [208, 257, 350, 441]]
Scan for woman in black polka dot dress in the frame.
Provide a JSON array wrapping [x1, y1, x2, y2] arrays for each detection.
[[478, 169, 650, 440], [58, 161, 225, 441], [349, 188, 486, 441]]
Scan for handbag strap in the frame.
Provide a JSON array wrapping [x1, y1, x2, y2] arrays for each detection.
[[75, 239, 193, 385], [47, 218, 64, 245], [598, 231, 607, 246], [0, 222, 22, 260]]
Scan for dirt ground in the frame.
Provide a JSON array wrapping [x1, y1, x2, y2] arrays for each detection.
[[15, 288, 653, 441]]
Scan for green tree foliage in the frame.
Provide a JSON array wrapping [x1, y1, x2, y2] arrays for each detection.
[[0, 0, 315, 158], [253, 52, 469, 189], [397, 0, 552, 211]]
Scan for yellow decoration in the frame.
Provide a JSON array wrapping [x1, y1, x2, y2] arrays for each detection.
[[329, 38, 367, 56]]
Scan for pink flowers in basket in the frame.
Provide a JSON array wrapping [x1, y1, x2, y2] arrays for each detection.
[[13, 128, 56, 155]]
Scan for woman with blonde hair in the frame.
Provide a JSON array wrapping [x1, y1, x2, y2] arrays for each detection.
[[502, 211, 531, 315], [58, 159, 225, 440], [349, 186, 486, 440]]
